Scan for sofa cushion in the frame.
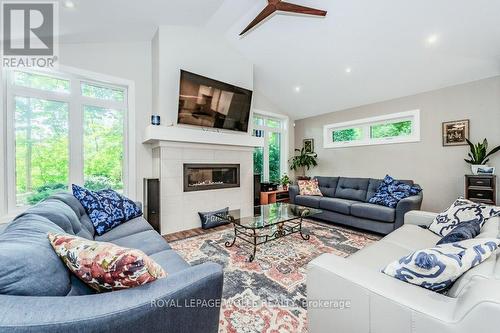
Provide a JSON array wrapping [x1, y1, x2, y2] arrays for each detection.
[[315, 176, 339, 198], [382, 225, 441, 251], [106, 230, 171, 255], [95, 217, 154, 242], [49, 233, 166, 292], [436, 221, 481, 245], [319, 197, 357, 215], [334, 177, 369, 202], [72, 185, 143, 236], [382, 238, 500, 292], [18, 199, 93, 239], [429, 198, 500, 237], [0, 214, 71, 296], [149, 249, 191, 275], [349, 240, 413, 271], [350, 203, 395, 223], [298, 179, 323, 196], [368, 175, 422, 208], [295, 195, 322, 209]]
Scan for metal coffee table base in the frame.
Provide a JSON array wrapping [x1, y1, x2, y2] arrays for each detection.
[[224, 218, 310, 262]]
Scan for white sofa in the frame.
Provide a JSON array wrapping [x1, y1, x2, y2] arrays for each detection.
[[307, 210, 500, 333]]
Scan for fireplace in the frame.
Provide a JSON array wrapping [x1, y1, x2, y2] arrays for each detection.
[[183, 164, 240, 192]]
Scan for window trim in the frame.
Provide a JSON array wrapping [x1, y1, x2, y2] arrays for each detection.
[[323, 110, 420, 149], [2, 65, 136, 216], [252, 109, 289, 182]]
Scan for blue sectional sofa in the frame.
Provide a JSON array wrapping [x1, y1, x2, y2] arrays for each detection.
[[289, 176, 423, 235], [0, 193, 223, 333]]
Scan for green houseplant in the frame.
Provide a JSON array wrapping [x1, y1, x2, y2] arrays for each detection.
[[289, 147, 318, 180], [280, 174, 291, 190], [464, 138, 500, 174]]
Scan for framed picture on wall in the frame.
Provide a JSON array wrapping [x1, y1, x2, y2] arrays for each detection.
[[442, 119, 470, 146], [303, 138, 314, 153]]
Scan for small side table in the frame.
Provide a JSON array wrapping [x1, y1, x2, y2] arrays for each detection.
[[260, 189, 290, 205], [465, 175, 497, 205]]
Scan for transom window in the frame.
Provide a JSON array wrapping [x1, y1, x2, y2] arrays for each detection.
[[5, 69, 131, 210], [252, 114, 287, 182], [324, 110, 420, 148]]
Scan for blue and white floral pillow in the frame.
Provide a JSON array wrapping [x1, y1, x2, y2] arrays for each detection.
[[429, 198, 500, 237], [382, 238, 500, 292], [72, 185, 143, 236], [368, 175, 422, 208]]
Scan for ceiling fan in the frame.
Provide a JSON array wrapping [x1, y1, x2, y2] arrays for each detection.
[[240, 0, 327, 36]]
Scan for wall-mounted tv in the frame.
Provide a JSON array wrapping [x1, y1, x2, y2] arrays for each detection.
[[177, 70, 253, 133]]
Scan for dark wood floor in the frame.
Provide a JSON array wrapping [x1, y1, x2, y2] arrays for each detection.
[[163, 224, 232, 242]]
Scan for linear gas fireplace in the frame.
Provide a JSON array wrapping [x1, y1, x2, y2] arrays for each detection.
[[183, 164, 240, 192]]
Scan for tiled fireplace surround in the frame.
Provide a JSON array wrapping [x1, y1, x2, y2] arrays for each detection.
[[152, 141, 254, 234]]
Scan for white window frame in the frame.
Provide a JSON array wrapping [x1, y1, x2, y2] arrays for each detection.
[[252, 110, 289, 182], [2, 65, 136, 216], [323, 110, 420, 149]]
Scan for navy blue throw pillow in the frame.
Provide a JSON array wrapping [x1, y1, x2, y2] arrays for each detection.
[[199, 207, 230, 230], [369, 175, 422, 208], [436, 221, 481, 245], [72, 185, 142, 236]]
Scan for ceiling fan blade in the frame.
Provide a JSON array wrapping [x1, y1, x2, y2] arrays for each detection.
[[240, 4, 277, 35], [275, 2, 327, 16]]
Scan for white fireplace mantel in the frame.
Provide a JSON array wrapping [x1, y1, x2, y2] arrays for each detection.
[[142, 125, 264, 148]]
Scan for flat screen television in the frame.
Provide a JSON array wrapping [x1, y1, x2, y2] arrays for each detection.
[[177, 70, 253, 133]]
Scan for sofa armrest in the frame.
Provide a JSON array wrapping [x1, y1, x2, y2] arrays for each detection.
[[0, 262, 223, 333], [307, 254, 455, 332], [404, 210, 438, 227], [288, 185, 300, 204], [394, 192, 423, 230]]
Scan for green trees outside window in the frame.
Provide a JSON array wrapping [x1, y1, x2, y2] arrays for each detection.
[[333, 128, 363, 142], [11, 71, 127, 206], [370, 120, 412, 139]]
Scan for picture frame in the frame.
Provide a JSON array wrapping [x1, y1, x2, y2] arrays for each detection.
[[442, 119, 470, 146], [303, 138, 314, 153]]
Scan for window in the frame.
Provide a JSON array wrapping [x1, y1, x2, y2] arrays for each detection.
[[324, 110, 420, 148], [5, 69, 131, 211], [252, 114, 287, 182]]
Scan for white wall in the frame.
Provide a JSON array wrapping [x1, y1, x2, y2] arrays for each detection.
[[59, 41, 153, 201], [294, 76, 500, 212], [152, 26, 254, 126]]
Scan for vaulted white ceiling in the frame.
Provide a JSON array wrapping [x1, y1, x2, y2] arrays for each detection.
[[59, 0, 500, 119]]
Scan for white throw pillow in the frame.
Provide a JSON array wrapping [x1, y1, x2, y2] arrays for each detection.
[[428, 198, 500, 237], [382, 238, 500, 292]]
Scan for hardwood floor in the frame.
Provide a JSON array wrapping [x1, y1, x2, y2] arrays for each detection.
[[163, 224, 232, 242]]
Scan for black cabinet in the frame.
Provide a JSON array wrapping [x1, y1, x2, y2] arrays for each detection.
[[143, 178, 160, 233], [465, 175, 496, 205]]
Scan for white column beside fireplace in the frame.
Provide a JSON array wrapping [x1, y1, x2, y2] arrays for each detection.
[[151, 141, 255, 234]]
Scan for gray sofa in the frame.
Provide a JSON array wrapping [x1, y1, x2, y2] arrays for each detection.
[[0, 192, 223, 333], [289, 176, 423, 235]]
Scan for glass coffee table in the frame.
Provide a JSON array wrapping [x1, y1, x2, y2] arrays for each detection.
[[217, 203, 322, 262]]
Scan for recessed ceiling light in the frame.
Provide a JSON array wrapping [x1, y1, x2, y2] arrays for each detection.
[[345, 67, 352, 73], [63, 0, 76, 9], [426, 34, 438, 45], [294, 86, 301, 92]]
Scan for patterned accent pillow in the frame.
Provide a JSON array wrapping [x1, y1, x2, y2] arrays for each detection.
[[199, 207, 230, 230], [48, 233, 166, 292], [428, 198, 500, 237], [298, 179, 323, 196], [436, 221, 481, 245], [368, 175, 422, 208], [382, 238, 500, 292], [72, 185, 143, 236]]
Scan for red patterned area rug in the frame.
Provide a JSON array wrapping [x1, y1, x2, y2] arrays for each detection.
[[170, 220, 380, 333]]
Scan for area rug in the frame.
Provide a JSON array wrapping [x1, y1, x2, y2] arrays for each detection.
[[170, 220, 380, 333]]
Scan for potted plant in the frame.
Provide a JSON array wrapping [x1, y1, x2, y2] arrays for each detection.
[[464, 138, 500, 175], [289, 147, 318, 180], [280, 174, 291, 190]]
